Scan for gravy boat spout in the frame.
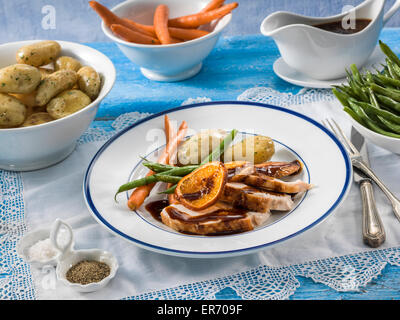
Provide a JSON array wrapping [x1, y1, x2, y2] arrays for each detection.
[[261, 0, 400, 80]]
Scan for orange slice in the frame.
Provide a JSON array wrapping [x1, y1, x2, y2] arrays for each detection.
[[175, 161, 227, 211]]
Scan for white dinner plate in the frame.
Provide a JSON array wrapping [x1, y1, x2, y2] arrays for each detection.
[[84, 102, 352, 258], [273, 45, 386, 89]]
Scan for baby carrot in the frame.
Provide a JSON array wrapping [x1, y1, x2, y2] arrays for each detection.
[[164, 115, 179, 204], [111, 24, 160, 44], [168, 27, 209, 40], [154, 4, 173, 44], [127, 121, 188, 210], [124, 19, 209, 41], [200, 0, 225, 12], [168, 2, 238, 28]]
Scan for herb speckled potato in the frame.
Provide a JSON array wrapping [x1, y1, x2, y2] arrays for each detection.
[[55, 56, 82, 72], [22, 112, 54, 127], [35, 70, 78, 106], [39, 67, 54, 79], [16, 41, 61, 67], [224, 135, 275, 164], [0, 64, 41, 94], [46, 89, 91, 119], [77, 66, 101, 100], [0, 93, 27, 128]]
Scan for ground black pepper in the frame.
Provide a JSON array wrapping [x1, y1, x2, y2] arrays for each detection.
[[66, 260, 110, 285]]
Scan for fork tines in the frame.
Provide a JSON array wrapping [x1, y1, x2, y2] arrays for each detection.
[[322, 118, 359, 156]]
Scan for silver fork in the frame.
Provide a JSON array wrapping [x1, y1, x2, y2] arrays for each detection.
[[323, 118, 400, 223]]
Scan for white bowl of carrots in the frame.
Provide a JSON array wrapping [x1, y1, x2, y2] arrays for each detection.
[[90, 0, 237, 82]]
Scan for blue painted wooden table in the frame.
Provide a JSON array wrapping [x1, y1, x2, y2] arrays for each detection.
[[87, 29, 400, 300]]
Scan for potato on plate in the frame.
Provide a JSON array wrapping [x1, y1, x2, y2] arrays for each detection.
[[224, 135, 275, 164], [0, 93, 27, 128], [46, 89, 91, 119]]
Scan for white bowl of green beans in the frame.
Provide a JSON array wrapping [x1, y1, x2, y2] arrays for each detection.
[[333, 41, 400, 154]]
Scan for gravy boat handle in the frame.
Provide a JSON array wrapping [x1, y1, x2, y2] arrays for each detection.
[[384, 0, 400, 25]]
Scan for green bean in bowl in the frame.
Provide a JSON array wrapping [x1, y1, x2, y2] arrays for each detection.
[[333, 41, 400, 154]]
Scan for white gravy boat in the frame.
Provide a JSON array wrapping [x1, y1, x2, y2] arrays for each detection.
[[261, 0, 400, 80]]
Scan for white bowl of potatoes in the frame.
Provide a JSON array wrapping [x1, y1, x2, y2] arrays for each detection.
[[0, 40, 116, 171]]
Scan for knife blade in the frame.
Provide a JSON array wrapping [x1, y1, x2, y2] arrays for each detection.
[[350, 127, 385, 247], [351, 128, 371, 183]]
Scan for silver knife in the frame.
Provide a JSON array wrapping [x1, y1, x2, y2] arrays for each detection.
[[351, 128, 386, 248]]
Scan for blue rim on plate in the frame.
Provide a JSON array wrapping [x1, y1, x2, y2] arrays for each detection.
[[83, 101, 352, 257]]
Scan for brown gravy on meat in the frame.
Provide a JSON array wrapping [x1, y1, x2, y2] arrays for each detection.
[[313, 19, 371, 34], [145, 200, 250, 236]]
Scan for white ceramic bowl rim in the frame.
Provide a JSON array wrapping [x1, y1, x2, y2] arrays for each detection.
[[0, 40, 116, 132], [102, 0, 232, 48], [261, 0, 383, 38]]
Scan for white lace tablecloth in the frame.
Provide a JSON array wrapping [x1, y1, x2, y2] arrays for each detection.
[[2, 87, 400, 300]]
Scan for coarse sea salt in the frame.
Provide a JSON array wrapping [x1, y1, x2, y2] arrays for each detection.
[[28, 238, 58, 262]]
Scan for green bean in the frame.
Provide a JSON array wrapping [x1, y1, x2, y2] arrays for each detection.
[[354, 100, 400, 125], [374, 74, 400, 88], [353, 102, 400, 138], [375, 93, 400, 113], [368, 87, 380, 108], [343, 106, 365, 126], [377, 116, 400, 134], [379, 40, 400, 67], [391, 62, 400, 79], [158, 184, 177, 195], [142, 162, 175, 173], [350, 64, 364, 84], [201, 128, 238, 164], [386, 59, 399, 80], [142, 162, 198, 176], [332, 88, 350, 107], [349, 80, 369, 102], [370, 83, 400, 102], [115, 174, 182, 200]]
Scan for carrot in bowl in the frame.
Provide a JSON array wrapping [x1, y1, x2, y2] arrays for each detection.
[[201, 0, 225, 12], [154, 4, 173, 45], [168, 2, 238, 29], [110, 24, 160, 44], [124, 18, 209, 41]]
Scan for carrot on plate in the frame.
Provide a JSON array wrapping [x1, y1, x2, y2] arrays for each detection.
[[154, 4, 174, 44], [164, 115, 179, 205], [168, 2, 238, 28], [127, 120, 188, 210], [111, 24, 160, 44], [200, 0, 225, 12]]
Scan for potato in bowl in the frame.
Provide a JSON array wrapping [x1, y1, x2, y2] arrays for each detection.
[[0, 40, 116, 171]]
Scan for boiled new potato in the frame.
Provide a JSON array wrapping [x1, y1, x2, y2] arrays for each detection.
[[177, 129, 227, 165], [0, 64, 41, 94], [22, 112, 54, 127], [39, 67, 54, 79], [224, 135, 275, 164], [0, 93, 27, 128], [16, 41, 61, 67], [55, 56, 82, 72], [35, 70, 78, 106], [46, 89, 91, 119], [77, 66, 101, 100], [11, 91, 39, 109]]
